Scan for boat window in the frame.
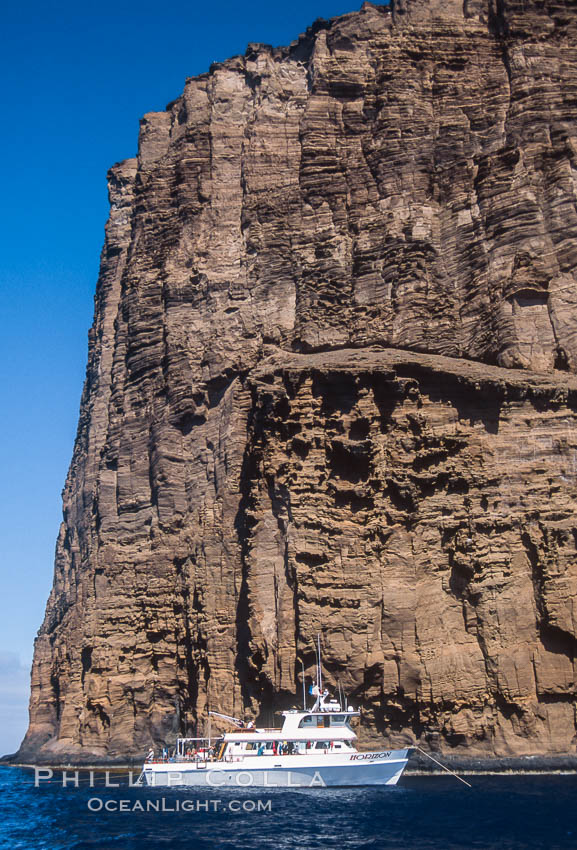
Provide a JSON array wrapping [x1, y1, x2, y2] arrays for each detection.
[[298, 714, 331, 728], [245, 742, 257, 750], [330, 715, 346, 726], [314, 741, 330, 749]]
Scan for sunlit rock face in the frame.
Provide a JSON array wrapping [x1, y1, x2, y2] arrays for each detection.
[[18, 0, 577, 763]]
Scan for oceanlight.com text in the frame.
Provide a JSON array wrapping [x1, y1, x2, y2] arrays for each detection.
[[87, 797, 272, 813]]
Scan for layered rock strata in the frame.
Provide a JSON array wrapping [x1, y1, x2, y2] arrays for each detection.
[[16, 0, 577, 762]]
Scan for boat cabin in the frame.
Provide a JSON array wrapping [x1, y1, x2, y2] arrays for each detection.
[[173, 698, 359, 763]]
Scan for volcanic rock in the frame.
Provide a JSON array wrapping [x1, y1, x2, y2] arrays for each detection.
[[16, 0, 577, 762]]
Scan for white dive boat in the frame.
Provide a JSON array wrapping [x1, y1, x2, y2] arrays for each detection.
[[138, 689, 411, 788]]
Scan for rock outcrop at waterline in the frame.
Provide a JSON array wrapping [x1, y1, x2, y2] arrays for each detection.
[[16, 0, 577, 763]]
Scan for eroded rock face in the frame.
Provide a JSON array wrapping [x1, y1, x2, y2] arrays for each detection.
[[245, 350, 577, 755], [17, 0, 577, 762]]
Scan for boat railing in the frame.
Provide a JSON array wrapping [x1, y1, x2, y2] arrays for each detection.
[[147, 752, 219, 764]]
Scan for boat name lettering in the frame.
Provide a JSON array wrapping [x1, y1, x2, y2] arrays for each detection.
[[349, 752, 391, 761]]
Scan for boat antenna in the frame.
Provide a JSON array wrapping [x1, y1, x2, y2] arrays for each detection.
[[317, 633, 323, 694], [337, 679, 344, 709], [301, 659, 306, 710]]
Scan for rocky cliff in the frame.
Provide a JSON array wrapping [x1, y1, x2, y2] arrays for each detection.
[[17, 0, 577, 763]]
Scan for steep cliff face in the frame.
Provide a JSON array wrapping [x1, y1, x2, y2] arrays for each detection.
[[18, 0, 577, 762]]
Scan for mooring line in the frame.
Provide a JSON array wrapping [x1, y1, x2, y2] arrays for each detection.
[[414, 746, 472, 788]]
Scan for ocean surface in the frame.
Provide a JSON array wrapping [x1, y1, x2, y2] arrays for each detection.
[[1, 766, 576, 849]]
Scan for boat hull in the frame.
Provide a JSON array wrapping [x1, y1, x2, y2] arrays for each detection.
[[140, 749, 410, 788]]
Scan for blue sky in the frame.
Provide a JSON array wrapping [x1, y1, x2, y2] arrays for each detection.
[[0, 0, 366, 756]]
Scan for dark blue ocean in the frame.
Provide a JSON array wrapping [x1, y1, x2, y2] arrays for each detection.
[[1, 766, 576, 849]]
